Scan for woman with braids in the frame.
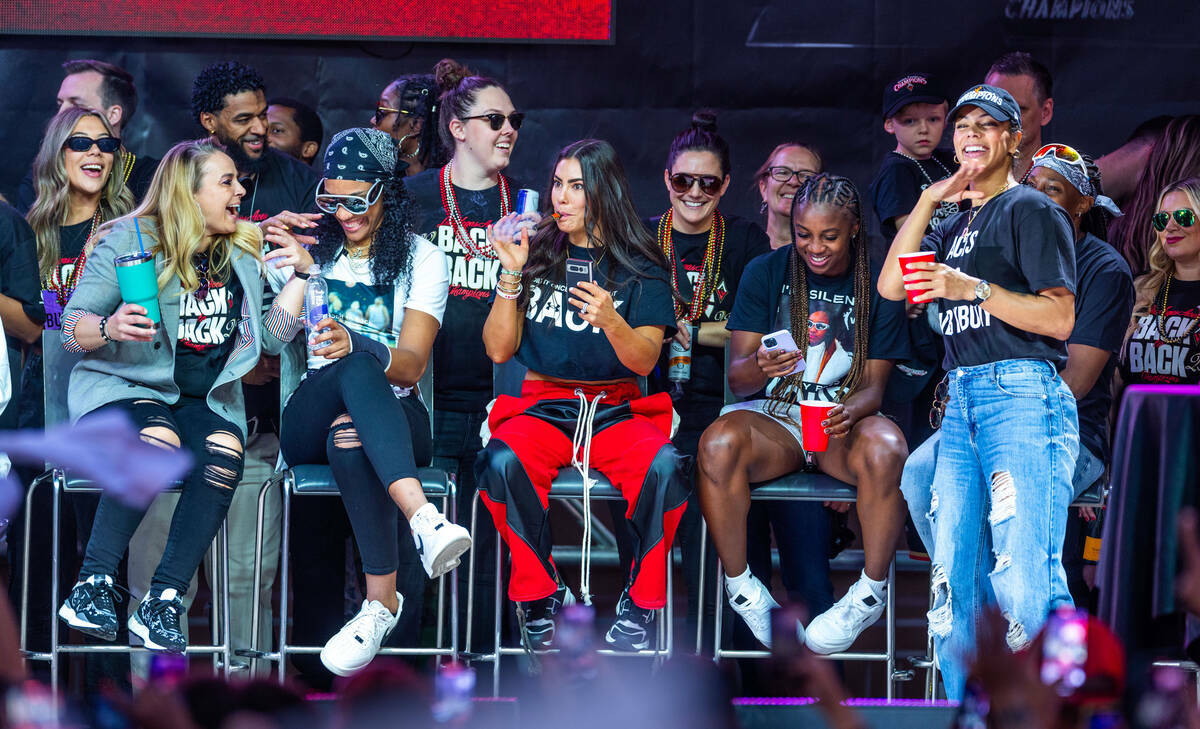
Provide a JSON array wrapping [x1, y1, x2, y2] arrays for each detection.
[[57, 139, 289, 654], [369, 72, 448, 177], [475, 139, 689, 653], [1117, 176, 1200, 388], [879, 85, 1080, 700], [696, 173, 910, 652], [264, 127, 471, 676], [755, 142, 824, 250], [404, 58, 522, 648], [900, 144, 1133, 608]]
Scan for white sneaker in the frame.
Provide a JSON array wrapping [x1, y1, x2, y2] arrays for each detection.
[[320, 593, 402, 676], [726, 573, 779, 648], [412, 508, 472, 579], [805, 576, 886, 655]]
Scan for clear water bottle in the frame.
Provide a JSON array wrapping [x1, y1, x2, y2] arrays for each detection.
[[667, 323, 695, 400], [304, 265, 331, 351]]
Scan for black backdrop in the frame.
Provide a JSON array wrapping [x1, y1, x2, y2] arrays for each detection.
[[2, 0, 1196, 241]]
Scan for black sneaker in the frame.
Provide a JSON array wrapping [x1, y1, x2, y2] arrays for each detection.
[[129, 588, 187, 654], [605, 589, 655, 652], [59, 574, 121, 641], [516, 583, 574, 652]]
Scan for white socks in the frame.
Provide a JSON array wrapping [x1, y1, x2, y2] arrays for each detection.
[[860, 570, 888, 598], [409, 503, 439, 532], [725, 567, 754, 596]]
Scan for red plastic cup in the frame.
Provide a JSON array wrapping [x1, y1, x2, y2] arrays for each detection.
[[798, 400, 836, 452], [898, 251, 937, 304]]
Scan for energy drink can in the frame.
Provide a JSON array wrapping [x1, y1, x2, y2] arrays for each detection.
[[516, 188, 539, 215]]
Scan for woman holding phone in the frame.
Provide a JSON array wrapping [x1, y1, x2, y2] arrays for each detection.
[[58, 138, 292, 654], [475, 139, 689, 653]]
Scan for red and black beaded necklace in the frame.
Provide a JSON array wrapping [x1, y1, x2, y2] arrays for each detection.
[[439, 163, 511, 261], [45, 206, 103, 307], [657, 208, 725, 321]]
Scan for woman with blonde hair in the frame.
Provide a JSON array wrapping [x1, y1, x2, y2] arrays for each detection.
[[1118, 176, 1200, 387], [28, 106, 134, 308], [56, 138, 301, 654]]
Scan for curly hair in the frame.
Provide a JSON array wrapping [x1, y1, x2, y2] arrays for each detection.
[[307, 175, 416, 290], [190, 61, 266, 126]]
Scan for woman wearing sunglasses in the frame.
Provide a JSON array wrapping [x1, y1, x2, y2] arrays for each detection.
[[901, 143, 1135, 608], [1118, 176, 1200, 388], [755, 142, 824, 250], [879, 85, 1080, 700], [369, 72, 448, 177], [57, 139, 291, 654], [263, 127, 470, 677], [476, 139, 689, 654]]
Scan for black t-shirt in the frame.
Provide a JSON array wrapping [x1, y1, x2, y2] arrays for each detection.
[[174, 273, 245, 400], [16, 152, 158, 214], [1119, 277, 1200, 387], [647, 213, 770, 400], [406, 167, 514, 412], [869, 149, 961, 244], [517, 244, 677, 382], [728, 246, 910, 403], [1070, 233, 1134, 463], [0, 202, 42, 332], [921, 185, 1076, 370], [238, 148, 319, 434]]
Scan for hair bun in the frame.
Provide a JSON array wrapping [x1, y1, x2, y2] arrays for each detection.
[[434, 58, 471, 93], [691, 109, 718, 133]]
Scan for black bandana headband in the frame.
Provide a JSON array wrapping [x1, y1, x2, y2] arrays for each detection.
[[324, 127, 398, 181]]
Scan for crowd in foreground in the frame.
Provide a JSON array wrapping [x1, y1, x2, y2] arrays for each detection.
[[0, 48, 1197, 714]]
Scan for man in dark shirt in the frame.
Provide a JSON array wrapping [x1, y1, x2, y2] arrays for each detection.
[[17, 59, 157, 212], [267, 98, 324, 167]]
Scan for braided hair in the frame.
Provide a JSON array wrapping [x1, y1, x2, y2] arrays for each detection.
[[1078, 154, 1112, 240], [764, 173, 872, 420]]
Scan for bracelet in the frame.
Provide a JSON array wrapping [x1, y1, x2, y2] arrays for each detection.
[[496, 284, 522, 300], [293, 269, 311, 280], [98, 316, 115, 343], [500, 267, 523, 277]]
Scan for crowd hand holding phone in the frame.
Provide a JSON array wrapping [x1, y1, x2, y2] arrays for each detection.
[[486, 212, 531, 274], [104, 303, 157, 342], [568, 281, 620, 331], [756, 330, 803, 379]]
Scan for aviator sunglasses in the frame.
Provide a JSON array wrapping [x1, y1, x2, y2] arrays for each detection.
[[461, 112, 525, 131], [64, 135, 121, 154], [314, 180, 384, 215], [669, 173, 723, 196], [1152, 208, 1198, 232]]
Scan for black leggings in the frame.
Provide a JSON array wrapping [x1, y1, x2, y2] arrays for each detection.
[[280, 353, 432, 575], [80, 398, 244, 595]]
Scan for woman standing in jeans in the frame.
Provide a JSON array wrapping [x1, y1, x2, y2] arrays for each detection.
[[879, 84, 1080, 700], [265, 127, 470, 676]]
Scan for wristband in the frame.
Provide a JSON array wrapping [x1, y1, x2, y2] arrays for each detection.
[[500, 267, 523, 277], [496, 284, 522, 300], [293, 269, 311, 280], [98, 316, 115, 343]]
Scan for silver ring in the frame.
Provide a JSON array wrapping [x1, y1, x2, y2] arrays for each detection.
[[582, 303, 590, 315]]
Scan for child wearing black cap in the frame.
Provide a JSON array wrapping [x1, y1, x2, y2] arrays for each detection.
[[868, 73, 959, 246]]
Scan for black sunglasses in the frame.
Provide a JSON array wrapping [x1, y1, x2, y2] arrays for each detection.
[[1152, 208, 1197, 232], [461, 112, 525, 131], [315, 180, 384, 215], [669, 172, 723, 196], [373, 105, 413, 126], [64, 136, 121, 154]]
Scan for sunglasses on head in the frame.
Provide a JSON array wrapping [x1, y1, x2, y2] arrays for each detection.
[[669, 173, 723, 196], [461, 112, 525, 131], [315, 180, 384, 215], [373, 105, 412, 126], [64, 136, 121, 154], [1152, 208, 1197, 232], [1033, 143, 1087, 173], [767, 166, 815, 184]]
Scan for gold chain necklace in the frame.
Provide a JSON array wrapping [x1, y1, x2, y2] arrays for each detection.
[[1156, 272, 1198, 345], [962, 182, 1010, 238]]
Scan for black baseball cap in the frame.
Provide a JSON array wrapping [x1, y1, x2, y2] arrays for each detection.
[[948, 84, 1023, 131], [882, 73, 948, 119]]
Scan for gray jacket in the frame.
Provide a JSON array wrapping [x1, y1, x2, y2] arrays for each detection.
[[62, 217, 290, 437]]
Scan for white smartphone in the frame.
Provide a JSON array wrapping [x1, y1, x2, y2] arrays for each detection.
[[761, 328, 806, 375]]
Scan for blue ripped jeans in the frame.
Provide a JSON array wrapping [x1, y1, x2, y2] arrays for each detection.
[[903, 359, 1078, 700]]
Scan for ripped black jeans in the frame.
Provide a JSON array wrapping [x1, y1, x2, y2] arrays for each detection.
[[280, 353, 432, 575], [80, 397, 244, 596]]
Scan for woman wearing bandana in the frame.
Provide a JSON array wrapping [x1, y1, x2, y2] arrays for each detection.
[[900, 144, 1134, 608], [264, 127, 471, 677]]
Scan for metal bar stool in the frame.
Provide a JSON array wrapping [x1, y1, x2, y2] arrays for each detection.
[[246, 357, 460, 680], [464, 361, 674, 696], [20, 331, 232, 694]]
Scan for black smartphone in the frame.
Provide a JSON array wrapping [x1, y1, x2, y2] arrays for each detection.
[[565, 257, 594, 309]]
